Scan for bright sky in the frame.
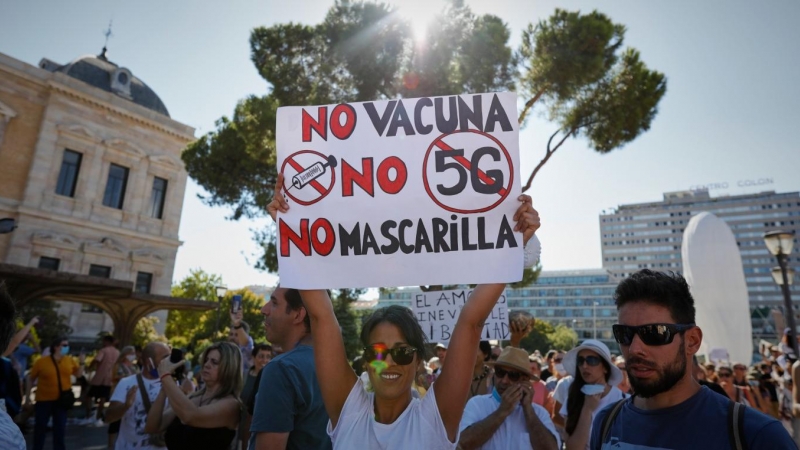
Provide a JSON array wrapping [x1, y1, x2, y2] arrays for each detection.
[[2, 0, 799, 294]]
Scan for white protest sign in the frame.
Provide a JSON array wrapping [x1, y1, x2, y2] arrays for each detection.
[[411, 289, 509, 343], [276, 92, 522, 289]]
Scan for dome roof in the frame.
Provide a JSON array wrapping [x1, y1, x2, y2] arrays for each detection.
[[51, 51, 170, 117]]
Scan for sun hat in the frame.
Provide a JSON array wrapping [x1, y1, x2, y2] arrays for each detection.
[[487, 347, 533, 377], [563, 339, 623, 386]]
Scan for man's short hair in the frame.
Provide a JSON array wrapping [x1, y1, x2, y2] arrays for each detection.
[[0, 282, 16, 352], [102, 335, 115, 344], [284, 289, 311, 333], [614, 269, 696, 324]]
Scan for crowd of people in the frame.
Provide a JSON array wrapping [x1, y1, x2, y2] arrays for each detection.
[[0, 181, 797, 449]]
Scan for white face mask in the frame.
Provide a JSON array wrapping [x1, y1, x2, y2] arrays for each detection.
[[555, 363, 566, 375], [126, 355, 136, 362]]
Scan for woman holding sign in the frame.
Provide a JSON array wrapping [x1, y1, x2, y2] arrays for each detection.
[[267, 173, 540, 449]]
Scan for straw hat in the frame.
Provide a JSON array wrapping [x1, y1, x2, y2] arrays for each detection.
[[487, 347, 532, 377]]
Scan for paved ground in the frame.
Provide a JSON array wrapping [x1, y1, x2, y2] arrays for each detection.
[[23, 420, 108, 450], [21, 385, 109, 450]]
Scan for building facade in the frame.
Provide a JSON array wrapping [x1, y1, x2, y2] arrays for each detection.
[[0, 50, 195, 343], [599, 189, 800, 340], [378, 268, 620, 351]]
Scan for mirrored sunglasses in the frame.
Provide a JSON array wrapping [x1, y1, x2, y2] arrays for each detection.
[[612, 323, 695, 346], [363, 344, 417, 366]]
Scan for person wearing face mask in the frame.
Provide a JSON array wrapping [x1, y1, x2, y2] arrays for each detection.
[[547, 350, 572, 437], [105, 342, 170, 450], [27, 336, 85, 450], [560, 340, 625, 450], [458, 347, 560, 450]]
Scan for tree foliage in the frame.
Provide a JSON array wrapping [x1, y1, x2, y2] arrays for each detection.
[[131, 316, 166, 349], [516, 318, 578, 354], [516, 9, 666, 191], [167, 269, 267, 363], [18, 300, 72, 348], [332, 288, 366, 360], [182, 2, 665, 280]]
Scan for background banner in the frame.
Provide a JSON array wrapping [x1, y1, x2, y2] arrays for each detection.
[[411, 289, 509, 343]]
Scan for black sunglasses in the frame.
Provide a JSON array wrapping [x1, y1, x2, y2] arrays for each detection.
[[494, 366, 524, 382], [612, 323, 696, 346], [363, 344, 417, 366], [577, 355, 603, 367]]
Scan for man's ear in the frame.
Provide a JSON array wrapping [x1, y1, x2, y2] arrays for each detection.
[[292, 307, 308, 326], [685, 326, 703, 355]]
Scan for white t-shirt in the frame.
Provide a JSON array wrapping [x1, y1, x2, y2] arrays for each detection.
[[327, 379, 456, 450], [552, 376, 573, 405], [110, 374, 167, 450], [459, 392, 560, 450], [559, 386, 625, 450]]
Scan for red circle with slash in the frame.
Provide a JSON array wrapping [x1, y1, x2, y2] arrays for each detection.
[[422, 130, 513, 214], [280, 150, 336, 206]]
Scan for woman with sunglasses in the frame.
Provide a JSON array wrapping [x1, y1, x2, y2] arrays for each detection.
[[145, 342, 242, 450], [717, 366, 757, 408], [270, 188, 541, 449], [560, 339, 625, 450]]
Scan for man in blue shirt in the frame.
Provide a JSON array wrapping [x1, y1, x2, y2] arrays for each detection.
[[591, 270, 796, 450], [249, 287, 331, 450]]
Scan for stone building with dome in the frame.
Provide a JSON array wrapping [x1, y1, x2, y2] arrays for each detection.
[[0, 49, 211, 345]]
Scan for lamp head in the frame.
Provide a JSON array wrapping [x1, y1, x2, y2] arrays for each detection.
[[772, 267, 795, 286], [764, 230, 795, 256], [216, 285, 228, 298]]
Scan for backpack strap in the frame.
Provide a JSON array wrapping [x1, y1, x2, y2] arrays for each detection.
[[136, 374, 152, 412], [600, 397, 628, 445], [728, 401, 749, 450], [51, 355, 64, 393]]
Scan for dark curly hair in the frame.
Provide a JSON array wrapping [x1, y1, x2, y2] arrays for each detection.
[[614, 269, 695, 324]]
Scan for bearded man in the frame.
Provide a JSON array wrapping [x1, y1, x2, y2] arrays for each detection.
[[591, 270, 794, 450]]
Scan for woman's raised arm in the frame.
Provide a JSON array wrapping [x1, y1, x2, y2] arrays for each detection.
[[434, 195, 540, 441]]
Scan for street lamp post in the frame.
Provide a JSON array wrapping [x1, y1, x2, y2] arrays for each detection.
[[764, 230, 798, 357], [215, 285, 228, 333], [593, 302, 599, 340]]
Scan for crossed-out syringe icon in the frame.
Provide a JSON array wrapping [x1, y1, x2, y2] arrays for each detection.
[[286, 155, 338, 191]]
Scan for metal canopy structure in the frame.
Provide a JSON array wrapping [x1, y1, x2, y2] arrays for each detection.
[[0, 263, 215, 345]]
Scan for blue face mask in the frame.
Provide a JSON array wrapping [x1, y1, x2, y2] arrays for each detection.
[[61, 345, 70, 355], [492, 387, 502, 403]]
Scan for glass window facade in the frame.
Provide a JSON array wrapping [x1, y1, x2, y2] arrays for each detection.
[[55, 150, 82, 197], [102, 164, 129, 209], [149, 177, 168, 219]]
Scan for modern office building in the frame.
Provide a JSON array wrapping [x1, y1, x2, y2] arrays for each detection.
[[0, 49, 205, 344], [377, 268, 620, 350], [599, 189, 800, 340]]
